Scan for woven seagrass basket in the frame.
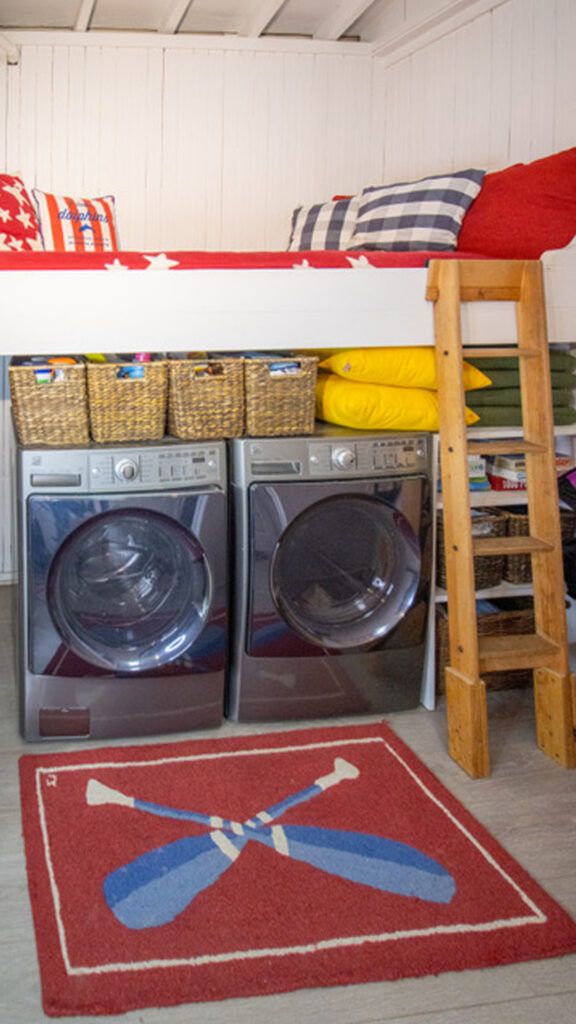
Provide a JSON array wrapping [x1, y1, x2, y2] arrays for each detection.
[[9, 359, 90, 446], [244, 356, 317, 436], [436, 509, 507, 591], [498, 506, 576, 584], [167, 358, 244, 439], [435, 598, 536, 693], [86, 360, 168, 443]]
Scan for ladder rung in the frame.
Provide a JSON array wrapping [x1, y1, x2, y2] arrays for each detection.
[[426, 259, 526, 303], [478, 633, 561, 672], [467, 439, 548, 456], [473, 536, 553, 557], [464, 347, 541, 359]]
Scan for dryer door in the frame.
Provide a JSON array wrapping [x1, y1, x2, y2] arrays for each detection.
[[46, 508, 211, 672], [248, 479, 424, 654]]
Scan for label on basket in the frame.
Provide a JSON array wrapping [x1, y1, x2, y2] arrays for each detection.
[[117, 366, 144, 379], [269, 361, 301, 376], [193, 363, 223, 377], [34, 367, 54, 384]]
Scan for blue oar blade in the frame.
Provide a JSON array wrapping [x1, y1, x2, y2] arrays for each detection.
[[103, 832, 246, 930], [250, 825, 456, 904]]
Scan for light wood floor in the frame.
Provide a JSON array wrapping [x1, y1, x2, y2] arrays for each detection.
[[1, 583, 575, 1024]]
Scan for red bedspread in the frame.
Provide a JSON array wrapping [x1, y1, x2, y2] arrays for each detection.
[[0, 250, 488, 271]]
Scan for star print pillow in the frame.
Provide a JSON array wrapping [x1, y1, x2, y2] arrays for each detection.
[[0, 173, 44, 251], [31, 188, 120, 252]]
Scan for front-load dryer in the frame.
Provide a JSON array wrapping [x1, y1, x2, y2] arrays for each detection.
[[16, 440, 229, 740], [227, 427, 433, 722]]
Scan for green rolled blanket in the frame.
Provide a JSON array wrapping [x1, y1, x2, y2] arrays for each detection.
[[473, 368, 575, 389], [466, 386, 574, 407], [468, 405, 576, 427], [467, 351, 576, 372]]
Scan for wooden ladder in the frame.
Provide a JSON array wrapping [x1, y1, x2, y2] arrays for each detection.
[[426, 258, 576, 778]]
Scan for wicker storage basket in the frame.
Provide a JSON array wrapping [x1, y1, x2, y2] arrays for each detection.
[[498, 506, 576, 584], [87, 360, 168, 443], [436, 509, 507, 590], [435, 598, 535, 693], [9, 358, 90, 446], [244, 356, 317, 436], [167, 358, 244, 440]]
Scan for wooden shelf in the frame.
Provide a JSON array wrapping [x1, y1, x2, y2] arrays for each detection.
[[434, 581, 534, 604], [436, 488, 530, 510]]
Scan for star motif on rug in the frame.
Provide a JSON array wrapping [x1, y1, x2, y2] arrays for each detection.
[[143, 253, 180, 270], [292, 259, 313, 269], [105, 258, 130, 271], [0, 207, 11, 223]]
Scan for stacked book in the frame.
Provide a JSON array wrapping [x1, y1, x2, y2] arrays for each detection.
[[486, 452, 572, 490], [438, 454, 490, 491]]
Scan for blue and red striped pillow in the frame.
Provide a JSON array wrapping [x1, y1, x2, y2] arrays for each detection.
[[32, 189, 120, 252]]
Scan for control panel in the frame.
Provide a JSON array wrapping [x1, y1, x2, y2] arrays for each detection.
[[239, 433, 430, 484], [308, 435, 429, 477], [89, 446, 222, 490], [21, 443, 224, 495]]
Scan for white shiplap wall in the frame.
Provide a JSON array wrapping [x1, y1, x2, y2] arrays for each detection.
[[380, 0, 576, 183], [1, 1, 574, 252], [1, 38, 382, 250]]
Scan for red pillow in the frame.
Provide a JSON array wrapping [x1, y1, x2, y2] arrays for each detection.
[[457, 147, 576, 258], [0, 173, 44, 251]]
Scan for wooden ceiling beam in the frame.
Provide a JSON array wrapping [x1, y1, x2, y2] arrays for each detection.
[[243, 0, 287, 38], [314, 0, 376, 41], [74, 0, 97, 32], [159, 0, 195, 34], [372, 0, 509, 59]]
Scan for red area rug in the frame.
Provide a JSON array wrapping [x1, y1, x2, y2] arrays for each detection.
[[19, 720, 576, 1017]]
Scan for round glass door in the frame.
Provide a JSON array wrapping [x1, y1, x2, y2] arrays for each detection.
[[47, 509, 211, 672], [270, 495, 420, 649]]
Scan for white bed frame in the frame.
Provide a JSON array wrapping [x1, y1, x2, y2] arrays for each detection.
[[1, 245, 575, 355]]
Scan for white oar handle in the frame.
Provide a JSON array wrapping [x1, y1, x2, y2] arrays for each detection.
[[87, 778, 135, 808], [314, 758, 359, 791], [86, 756, 360, 831]]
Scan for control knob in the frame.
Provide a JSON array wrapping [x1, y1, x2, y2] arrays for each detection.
[[115, 457, 139, 481], [331, 446, 356, 470]]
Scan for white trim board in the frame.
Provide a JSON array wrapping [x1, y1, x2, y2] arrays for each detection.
[[0, 29, 373, 56]]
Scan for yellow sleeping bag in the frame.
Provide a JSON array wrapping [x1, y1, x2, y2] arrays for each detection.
[[316, 373, 480, 431], [317, 346, 491, 391]]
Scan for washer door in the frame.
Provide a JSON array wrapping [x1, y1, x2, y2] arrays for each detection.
[[47, 508, 211, 672], [270, 494, 420, 649]]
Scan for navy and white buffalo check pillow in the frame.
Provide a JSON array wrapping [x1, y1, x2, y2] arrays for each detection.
[[347, 169, 485, 251], [288, 196, 358, 251]]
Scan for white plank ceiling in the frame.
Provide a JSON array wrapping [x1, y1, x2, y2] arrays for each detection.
[[0, 1, 494, 53], [0, 1, 389, 40]]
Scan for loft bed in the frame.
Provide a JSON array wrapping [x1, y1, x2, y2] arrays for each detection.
[[0, 242, 575, 358], [1, 149, 576, 357]]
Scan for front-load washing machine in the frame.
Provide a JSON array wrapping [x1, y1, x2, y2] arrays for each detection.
[[16, 440, 229, 740], [227, 427, 432, 722]]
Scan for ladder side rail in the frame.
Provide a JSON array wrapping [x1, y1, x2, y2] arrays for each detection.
[[517, 261, 569, 670], [431, 260, 479, 680]]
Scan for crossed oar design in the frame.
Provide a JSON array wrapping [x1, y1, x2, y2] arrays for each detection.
[[86, 757, 456, 931]]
